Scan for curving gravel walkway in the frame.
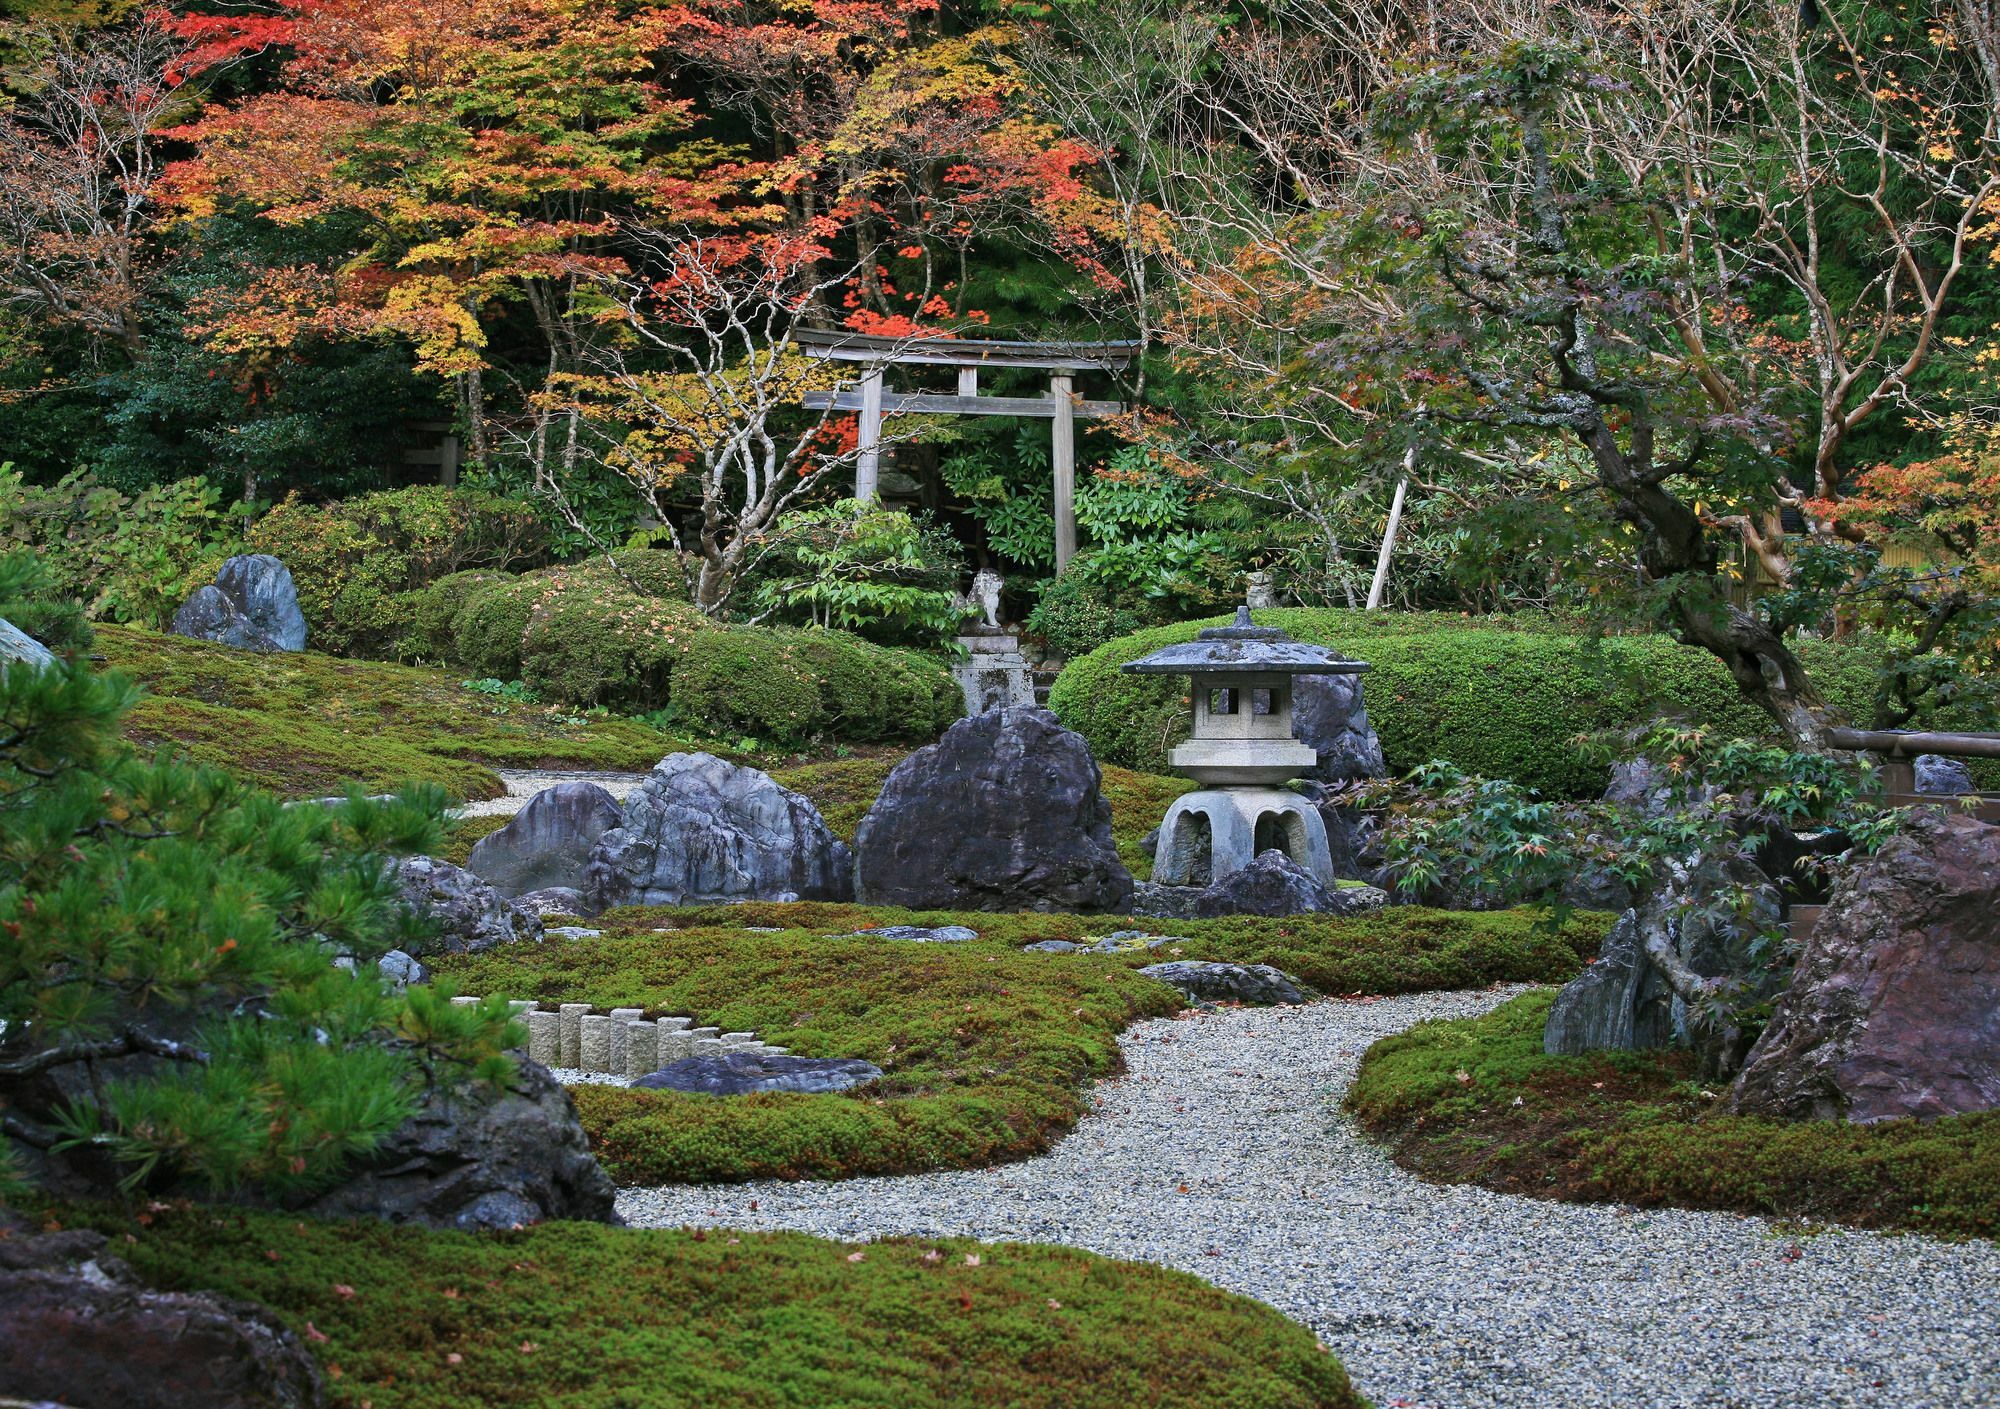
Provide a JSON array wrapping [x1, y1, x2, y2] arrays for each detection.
[[620, 987, 2000, 1409], [457, 767, 651, 817]]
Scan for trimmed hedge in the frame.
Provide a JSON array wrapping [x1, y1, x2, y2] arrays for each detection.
[[1052, 609, 1919, 797], [437, 902, 1607, 1184], [1348, 991, 2000, 1239], [66, 1203, 1363, 1409]]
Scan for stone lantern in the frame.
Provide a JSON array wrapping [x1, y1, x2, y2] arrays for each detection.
[[1121, 606, 1369, 887]]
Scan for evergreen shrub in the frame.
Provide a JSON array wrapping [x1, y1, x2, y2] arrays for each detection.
[[1053, 610, 1920, 796]]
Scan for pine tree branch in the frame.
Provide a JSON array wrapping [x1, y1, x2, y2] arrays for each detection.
[[0, 1029, 210, 1079]]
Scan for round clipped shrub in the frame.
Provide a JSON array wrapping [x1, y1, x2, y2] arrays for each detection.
[[398, 569, 512, 662], [671, 626, 827, 741], [450, 573, 555, 681], [517, 568, 709, 708], [1052, 609, 1915, 797], [789, 631, 963, 742], [247, 485, 544, 657]]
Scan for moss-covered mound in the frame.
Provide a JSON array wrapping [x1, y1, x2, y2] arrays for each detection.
[[1050, 609, 1935, 797], [99, 625, 693, 799], [438, 905, 1606, 1184], [53, 1203, 1362, 1409], [1347, 991, 2000, 1240]]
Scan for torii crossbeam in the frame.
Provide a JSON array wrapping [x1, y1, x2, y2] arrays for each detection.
[[795, 329, 1141, 572]]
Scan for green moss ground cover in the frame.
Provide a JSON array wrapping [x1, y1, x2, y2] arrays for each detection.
[[49, 1203, 1362, 1409], [1347, 991, 2000, 1239], [437, 905, 1606, 1184], [99, 626, 697, 799]]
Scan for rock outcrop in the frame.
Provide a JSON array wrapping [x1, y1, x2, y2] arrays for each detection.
[[171, 554, 308, 653], [1291, 671, 1386, 783], [854, 707, 1132, 913], [1137, 960, 1310, 1005], [1730, 809, 2000, 1123], [391, 854, 544, 955], [467, 781, 623, 898], [584, 753, 852, 909], [0, 618, 55, 671], [300, 1057, 618, 1228], [0, 1210, 324, 1409], [1135, 849, 1388, 919], [633, 1052, 883, 1095]]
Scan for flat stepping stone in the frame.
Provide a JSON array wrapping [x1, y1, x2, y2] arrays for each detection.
[[1138, 960, 1308, 1005], [831, 925, 980, 943], [632, 1053, 884, 1095]]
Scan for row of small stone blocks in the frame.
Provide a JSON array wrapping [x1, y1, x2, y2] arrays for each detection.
[[449, 996, 786, 1079]]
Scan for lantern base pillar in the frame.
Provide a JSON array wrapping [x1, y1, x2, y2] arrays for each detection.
[[1150, 787, 1333, 887]]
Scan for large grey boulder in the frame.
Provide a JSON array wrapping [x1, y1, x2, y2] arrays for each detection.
[[171, 554, 308, 652], [1135, 850, 1389, 919], [1545, 845, 1783, 1076], [1138, 960, 1310, 1006], [585, 752, 851, 910], [1292, 672, 1386, 782], [1729, 810, 2000, 1123], [0, 1211, 324, 1409], [468, 782, 623, 898], [300, 1057, 617, 1229], [0, 618, 55, 671], [392, 855, 544, 955], [633, 1052, 883, 1095], [853, 707, 1132, 913]]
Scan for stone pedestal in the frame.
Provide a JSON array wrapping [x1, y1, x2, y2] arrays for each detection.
[[952, 628, 1035, 716], [1150, 787, 1334, 887]]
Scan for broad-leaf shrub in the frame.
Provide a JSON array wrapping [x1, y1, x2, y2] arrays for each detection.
[[0, 554, 518, 1196], [246, 485, 545, 657], [743, 500, 967, 648]]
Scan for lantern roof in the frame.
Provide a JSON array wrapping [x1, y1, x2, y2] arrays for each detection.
[[1120, 607, 1370, 676]]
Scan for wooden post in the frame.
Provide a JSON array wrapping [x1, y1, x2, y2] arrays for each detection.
[[958, 366, 978, 398], [855, 366, 885, 503], [1051, 372, 1076, 571], [1366, 448, 1414, 610]]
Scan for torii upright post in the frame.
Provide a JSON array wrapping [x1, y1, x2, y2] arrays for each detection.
[[1051, 372, 1076, 572]]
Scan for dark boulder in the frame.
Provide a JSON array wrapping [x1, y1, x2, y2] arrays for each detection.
[[1134, 850, 1388, 919], [0, 1212, 324, 1409], [585, 753, 851, 909], [391, 855, 543, 956], [467, 782, 624, 898], [300, 1057, 617, 1228], [853, 707, 1132, 913], [1545, 845, 1783, 1076], [171, 554, 308, 653], [1137, 960, 1310, 1006], [831, 924, 980, 942], [633, 1052, 883, 1095], [1914, 754, 1975, 796], [1291, 672, 1386, 783], [1292, 780, 1387, 885], [1730, 809, 2000, 1123]]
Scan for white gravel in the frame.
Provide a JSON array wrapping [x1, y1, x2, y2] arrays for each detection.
[[619, 986, 2000, 1409], [457, 767, 650, 817]]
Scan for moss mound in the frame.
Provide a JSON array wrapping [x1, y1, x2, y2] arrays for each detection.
[[1347, 991, 2000, 1239], [98, 626, 693, 799], [438, 905, 1606, 1184], [1051, 609, 1927, 797], [54, 1203, 1362, 1408]]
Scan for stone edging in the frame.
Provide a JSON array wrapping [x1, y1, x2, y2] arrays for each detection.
[[447, 996, 785, 1079]]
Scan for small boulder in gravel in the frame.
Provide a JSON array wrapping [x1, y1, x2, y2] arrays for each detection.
[[1135, 850, 1388, 919], [586, 753, 852, 909], [468, 781, 623, 898], [170, 553, 307, 652], [854, 706, 1132, 913], [392, 855, 544, 956], [836, 924, 980, 943], [1138, 960, 1309, 1006], [634, 1052, 884, 1095]]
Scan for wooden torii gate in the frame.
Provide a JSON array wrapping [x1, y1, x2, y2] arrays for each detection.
[[794, 329, 1141, 571]]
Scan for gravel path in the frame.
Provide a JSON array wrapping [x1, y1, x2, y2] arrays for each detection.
[[620, 987, 2000, 1409], [457, 767, 651, 817]]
